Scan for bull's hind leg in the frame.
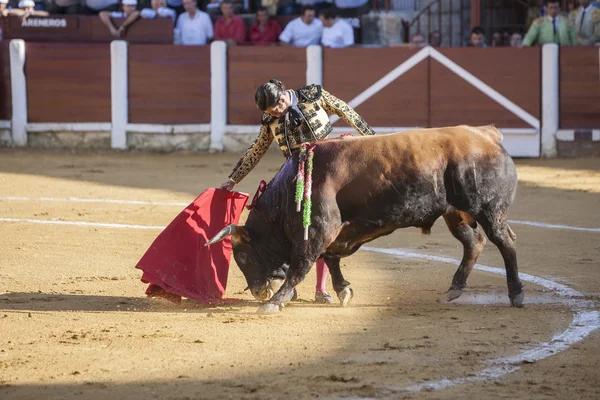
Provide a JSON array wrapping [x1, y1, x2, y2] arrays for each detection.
[[477, 215, 523, 307], [443, 209, 487, 301], [324, 256, 353, 307]]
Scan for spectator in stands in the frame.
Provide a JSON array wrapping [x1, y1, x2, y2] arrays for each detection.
[[84, 0, 120, 14], [0, 0, 11, 16], [522, 0, 578, 46], [46, 0, 80, 14], [99, 0, 140, 37], [249, 6, 282, 46], [319, 8, 354, 48], [409, 33, 426, 47], [279, 5, 322, 47], [429, 29, 441, 47], [510, 32, 523, 47], [492, 30, 504, 46], [9, 0, 48, 19], [175, 0, 213, 45], [214, 0, 247, 45], [141, 0, 176, 23], [501, 28, 512, 45], [569, 0, 600, 45], [468, 26, 487, 47]]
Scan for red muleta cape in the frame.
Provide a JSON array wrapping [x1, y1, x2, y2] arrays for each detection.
[[136, 188, 249, 304]]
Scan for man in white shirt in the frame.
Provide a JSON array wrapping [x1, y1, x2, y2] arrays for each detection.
[[319, 8, 354, 48], [279, 5, 322, 47], [175, 0, 214, 45]]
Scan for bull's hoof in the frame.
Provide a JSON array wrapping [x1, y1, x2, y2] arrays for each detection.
[[257, 303, 281, 314], [314, 291, 333, 304], [337, 287, 354, 307], [510, 292, 524, 308], [446, 289, 463, 302]]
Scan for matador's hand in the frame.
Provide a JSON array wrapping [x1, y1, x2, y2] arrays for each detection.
[[220, 179, 235, 191]]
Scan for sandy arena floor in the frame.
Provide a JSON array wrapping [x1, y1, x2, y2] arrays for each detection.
[[0, 148, 599, 399]]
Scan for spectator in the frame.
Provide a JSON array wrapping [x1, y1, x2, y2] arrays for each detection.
[[510, 32, 523, 47], [46, 0, 80, 14], [319, 8, 354, 48], [468, 26, 487, 47], [522, 0, 578, 46], [83, 0, 120, 14], [249, 6, 282, 46], [279, 5, 322, 47], [409, 33, 426, 47], [99, 0, 140, 37], [175, 0, 213, 45], [429, 29, 441, 47], [10, 0, 48, 19], [0, 0, 11, 16], [492, 30, 504, 46], [214, 0, 246, 45], [501, 28, 512, 45], [141, 0, 176, 23], [569, 0, 600, 45]]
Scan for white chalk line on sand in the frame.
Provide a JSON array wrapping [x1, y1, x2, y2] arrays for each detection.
[[361, 247, 583, 298], [0, 196, 189, 207], [0, 217, 165, 230], [0, 212, 598, 394], [361, 246, 600, 397], [0, 196, 599, 233]]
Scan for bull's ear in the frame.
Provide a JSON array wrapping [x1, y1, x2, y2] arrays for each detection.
[[232, 226, 251, 246]]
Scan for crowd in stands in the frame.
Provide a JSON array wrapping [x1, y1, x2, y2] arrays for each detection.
[[0, 0, 598, 47]]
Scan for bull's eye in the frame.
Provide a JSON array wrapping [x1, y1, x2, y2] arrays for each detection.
[[238, 253, 247, 264]]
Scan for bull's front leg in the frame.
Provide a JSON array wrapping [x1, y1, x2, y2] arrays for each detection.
[[257, 256, 314, 314]]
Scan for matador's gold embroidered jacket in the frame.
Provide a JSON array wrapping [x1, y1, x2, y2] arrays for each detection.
[[228, 84, 375, 184]]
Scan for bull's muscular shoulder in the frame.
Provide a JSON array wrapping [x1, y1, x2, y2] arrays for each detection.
[[261, 112, 275, 126], [296, 84, 322, 102]]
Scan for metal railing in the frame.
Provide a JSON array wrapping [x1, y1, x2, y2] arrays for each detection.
[[402, 0, 469, 46]]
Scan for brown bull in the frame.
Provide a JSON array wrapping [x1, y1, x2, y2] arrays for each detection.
[[207, 125, 523, 313]]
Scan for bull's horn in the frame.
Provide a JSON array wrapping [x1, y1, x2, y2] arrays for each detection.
[[205, 224, 237, 246]]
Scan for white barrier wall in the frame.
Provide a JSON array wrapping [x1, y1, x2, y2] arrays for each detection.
[[3, 40, 598, 156]]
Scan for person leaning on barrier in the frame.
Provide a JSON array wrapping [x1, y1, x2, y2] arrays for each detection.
[[99, 0, 141, 38], [140, 0, 177, 24], [219, 79, 376, 304], [8, 0, 48, 20]]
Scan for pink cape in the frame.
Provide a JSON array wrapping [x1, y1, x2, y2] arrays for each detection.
[[135, 188, 249, 304]]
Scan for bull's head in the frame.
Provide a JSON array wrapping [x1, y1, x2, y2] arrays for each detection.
[[205, 224, 288, 301]]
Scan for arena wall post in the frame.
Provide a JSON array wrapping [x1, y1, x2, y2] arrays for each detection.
[[306, 45, 323, 86], [110, 40, 128, 150], [9, 39, 27, 147], [210, 40, 227, 152], [541, 43, 559, 158]]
